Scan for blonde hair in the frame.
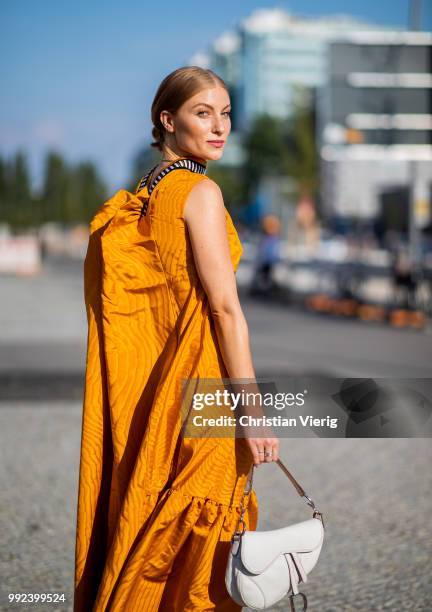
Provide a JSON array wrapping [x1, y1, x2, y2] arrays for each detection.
[[150, 66, 229, 151]]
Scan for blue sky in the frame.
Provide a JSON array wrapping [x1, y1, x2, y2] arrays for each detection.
[[1, 0, 431, 192]]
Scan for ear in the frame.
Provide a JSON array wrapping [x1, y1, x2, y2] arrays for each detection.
[[160, 110, 175, 133]]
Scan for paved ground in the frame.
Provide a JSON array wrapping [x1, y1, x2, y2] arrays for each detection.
[[1, 260, 432, 611], [1, 258, 431, 383], [0, 402, 431, 611]]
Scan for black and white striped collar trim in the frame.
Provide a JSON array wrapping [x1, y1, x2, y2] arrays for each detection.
[[136, 158, 207, 195]]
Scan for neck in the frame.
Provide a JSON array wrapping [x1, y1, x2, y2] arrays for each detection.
[[161, 145, 207, 167]]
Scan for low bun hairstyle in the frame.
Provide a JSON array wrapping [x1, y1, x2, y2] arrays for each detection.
[[150, 66, 229, 152], [151, 126, 164, 151]]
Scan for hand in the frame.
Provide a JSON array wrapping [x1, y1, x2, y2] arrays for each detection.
[[246, 436, 279, 467]]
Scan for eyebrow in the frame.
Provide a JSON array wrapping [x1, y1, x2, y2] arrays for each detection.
[[192, 102, 231, 110]]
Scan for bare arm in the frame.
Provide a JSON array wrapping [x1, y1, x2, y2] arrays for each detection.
[[184, 179, 279, 465], [184, 179, 253, 380]]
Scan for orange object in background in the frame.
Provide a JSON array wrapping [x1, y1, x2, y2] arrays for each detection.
[[389, 309, 427, 329], [357, 304, 386, 322], [306, 293, 333, 312], [330, 299, 358, 317], [306, 294, 428, 330], [389, 309, 410, 327], [408, 310, 426, 329], [346, 127, 364, 144]]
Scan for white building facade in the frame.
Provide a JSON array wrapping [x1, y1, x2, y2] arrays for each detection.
[[319, 31, 432, 229]]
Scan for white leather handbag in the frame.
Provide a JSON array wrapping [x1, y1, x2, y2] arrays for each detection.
[[225, 458, 325, 611]]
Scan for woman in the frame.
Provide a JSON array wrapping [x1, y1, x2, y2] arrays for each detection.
[[74, 65, 279, 611]]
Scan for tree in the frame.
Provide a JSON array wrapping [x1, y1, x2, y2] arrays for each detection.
[[242, 114, 288, 201], [41, 151, 69, 223], [0, 154, 11, 223], [73, 161, 108, 223], [241, 96, 319, 208], [206, 163, 244, 214], [6, 151, 33, 227], [282, 102, 318, 199]]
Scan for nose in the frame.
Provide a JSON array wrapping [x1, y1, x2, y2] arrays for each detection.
[[211, 115, 224, 135]]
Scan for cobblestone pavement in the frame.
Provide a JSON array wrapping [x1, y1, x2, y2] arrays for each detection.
[[0, 401, 431, 611]]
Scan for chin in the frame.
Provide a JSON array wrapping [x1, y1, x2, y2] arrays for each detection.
[[206, 148, 224, 162]]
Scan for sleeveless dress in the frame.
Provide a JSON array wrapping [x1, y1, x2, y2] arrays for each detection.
[[74, 157, 259, 611]]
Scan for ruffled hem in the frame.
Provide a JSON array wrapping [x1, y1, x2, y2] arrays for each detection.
[[128, 485, 259, 579], [94, 486, 258, 611]]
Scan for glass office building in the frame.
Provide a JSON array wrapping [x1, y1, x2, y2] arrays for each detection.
[[190, 8, 383, 130]]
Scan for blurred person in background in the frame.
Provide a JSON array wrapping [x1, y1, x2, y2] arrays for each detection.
[[250, 214, 282, 296], [391, 245, 418, 310]]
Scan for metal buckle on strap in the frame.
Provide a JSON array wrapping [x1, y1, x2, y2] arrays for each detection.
[[289, 592, 308, 611], [313, 510, 325, 530]]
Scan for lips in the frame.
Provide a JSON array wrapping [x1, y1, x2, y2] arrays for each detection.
[[208, 140, 225, 147]]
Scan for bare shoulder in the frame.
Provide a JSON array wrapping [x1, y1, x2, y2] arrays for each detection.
[[184, 177, 225, 223]]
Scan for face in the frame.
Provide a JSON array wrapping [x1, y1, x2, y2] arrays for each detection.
[[160, 85, 231, 163]]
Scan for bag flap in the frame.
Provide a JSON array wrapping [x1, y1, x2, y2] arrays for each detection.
[[240, 517, 324, 575]]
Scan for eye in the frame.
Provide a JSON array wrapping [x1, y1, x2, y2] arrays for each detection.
[[223, 111, 231, 117], [197, 110, 209, 116]]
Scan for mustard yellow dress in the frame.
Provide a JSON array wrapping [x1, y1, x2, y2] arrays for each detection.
[[74, 158, 258, 611]]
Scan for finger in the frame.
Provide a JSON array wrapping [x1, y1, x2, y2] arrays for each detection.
[[271, 440, 280, 462], [250, 442, 262, 467], [256, 442, 264, 466], [264, 448, 273, 462], [263, 439, 275, 462], [262, 440, 278, 463]]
